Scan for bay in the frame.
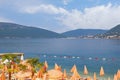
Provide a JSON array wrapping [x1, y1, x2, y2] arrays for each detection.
[[0, 38, 120, 78]]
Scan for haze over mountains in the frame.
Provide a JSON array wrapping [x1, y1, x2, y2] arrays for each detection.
[[0, 22, 119, 39]]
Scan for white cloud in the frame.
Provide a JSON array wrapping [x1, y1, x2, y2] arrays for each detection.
[[62, 0, 72, 5], [21, 4, 68, 14], [57, 3, 120, 30], [20, 3, 120, 30], [1, 0, 120, 32]]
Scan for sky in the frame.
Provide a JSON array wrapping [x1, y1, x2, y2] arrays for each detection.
[[0, 0, 120, 33]]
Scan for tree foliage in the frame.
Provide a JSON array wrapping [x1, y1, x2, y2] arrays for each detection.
[[27, 57, 43, 72]]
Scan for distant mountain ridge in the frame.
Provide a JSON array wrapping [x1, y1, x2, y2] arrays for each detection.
[[62, 29, 107, 37], [104, 25, 120, 36], [0, 22, 64, 38], [98, 24, 120, 39], [0, 22, 120, 39]]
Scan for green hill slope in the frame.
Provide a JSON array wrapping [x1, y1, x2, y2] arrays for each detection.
[[0, 22, 64, 38]]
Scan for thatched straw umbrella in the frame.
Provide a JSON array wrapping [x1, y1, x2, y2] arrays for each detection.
[[87, 76, 91, 80], [70, 64, 76, 73], [58, 66, 62, 71], [47, 69, 63, 79], [15, 71, 32, 80], [54, 63, 59, 70], [43, 74, 48, 80], [1, 71, 6, 80], [63, 69, 67, 78], [114, 74, 117, 80], [117, 69, 120, 79], [100, 66, 105, 76], [84, 65, 88, 75], [54, 63, 62, 71], [70, 66, 81, 80], [3, 64, 7, 72], [32, 75, 36, 80], [44, 61, 48, 69], [93, 72, 97, 80], [37, 69, 43, 78]]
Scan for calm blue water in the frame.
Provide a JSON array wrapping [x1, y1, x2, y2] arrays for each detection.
[[0, 38, 120, 79]]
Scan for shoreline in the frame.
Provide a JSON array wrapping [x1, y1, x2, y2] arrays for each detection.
[[48, 65, 114, 80], [0, 53, 119, 80]]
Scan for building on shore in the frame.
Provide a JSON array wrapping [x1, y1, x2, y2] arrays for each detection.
[[0, 53, 24, 61]]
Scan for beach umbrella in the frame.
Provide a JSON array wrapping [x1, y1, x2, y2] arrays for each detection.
[[47, 69, 63, 79], [100, 66, 105, 76], [63, 69, 67, 78], [14, 63, 19, 71], [70, 67, 81, 80], [58, 65, 62, 71], [114, 74, 117, 80], [74, 66, 81, 78], [37, 69, 43, 78], [1, 71, 6, 80], [20, 60, 27, 64], [32, 75, 36, 80], [54, 63, 62, 71], [84, 65, 88, 75], [54, 63, 59, 70], [15, 71, 32, 79], [117, 69, 120, 79], [43, 65, 47, 72], [93, 72, 97, 80], [43, 74, 48, 80], [3, 64, 7, 72], [27, 64, 33, 70], [87, 76, 91, 80], [70, 64, 76, 73], [70, 75, 76, 80], [108, 77, 111, 80], [44, 61, 48, 69], [43, 74, 46, 80]]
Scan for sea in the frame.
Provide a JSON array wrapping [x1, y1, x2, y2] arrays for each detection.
[[0, 38, 120, 79]]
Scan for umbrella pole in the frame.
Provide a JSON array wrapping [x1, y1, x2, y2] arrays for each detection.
[[9, 72, 11, 80], [32, 70, 34, 78]]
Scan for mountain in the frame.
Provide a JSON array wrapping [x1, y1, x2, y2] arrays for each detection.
[[104, 25, 120, 36], [99, 24, 120, 39], [0, 22, 64, 38], [62, 29, 107, 37]]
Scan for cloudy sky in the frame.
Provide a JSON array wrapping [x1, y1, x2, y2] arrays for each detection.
[[0, 0, 120, 33]]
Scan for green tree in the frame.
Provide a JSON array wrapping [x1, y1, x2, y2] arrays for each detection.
[[26, 57, 43, 77], [1, 54, 20, 80], [18, 64, 27, 71]]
